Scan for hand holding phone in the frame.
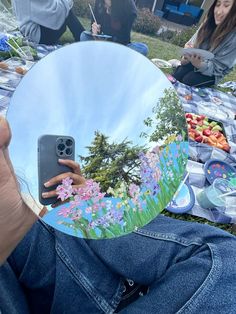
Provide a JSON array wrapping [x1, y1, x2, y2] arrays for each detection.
[[42, 159, 86, 208], [38, 135, 75, 206]]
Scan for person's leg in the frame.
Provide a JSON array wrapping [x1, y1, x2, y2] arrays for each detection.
[[1, 215, 236, 313], [181, 71, 215, 87], [88, 215, 236, 313], [65, 9, 85, 42], [80, 30, 95, 42], [39, 9, 84, 45], [127, 42, 149, 56], [0, 220, 123, 314], [172, 63, 194, 82], [0, 263, 30, 314], [39, 24, 67, 45]]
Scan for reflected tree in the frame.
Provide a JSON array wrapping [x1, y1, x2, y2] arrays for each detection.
[[141, 88, 187, 143], [79, 131, 145, 192]]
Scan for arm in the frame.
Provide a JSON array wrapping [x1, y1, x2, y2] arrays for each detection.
[[184, 28, 199, 48], [91, 0, 102, 35], [197, 37, 236, 81], [31, 0, 74, 30], [0, 117, 37, 265], [0, 117, 85, 265]]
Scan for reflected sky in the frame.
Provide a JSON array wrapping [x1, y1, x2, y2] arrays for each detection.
[[7, 42, 172, 198], [7, 41, 186, 229]]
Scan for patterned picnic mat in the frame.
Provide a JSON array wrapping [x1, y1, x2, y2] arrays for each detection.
[[1, 58, 236, 224], [174, 80, 236, 224]]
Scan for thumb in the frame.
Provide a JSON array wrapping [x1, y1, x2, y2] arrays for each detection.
[[0, 116, 11, 149]]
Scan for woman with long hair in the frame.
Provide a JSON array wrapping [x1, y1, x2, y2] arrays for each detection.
[[80, 0, 149, 56], [173, 0, 236, 87]]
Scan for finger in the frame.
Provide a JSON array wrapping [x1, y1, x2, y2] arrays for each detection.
[[42, 189, 58, 199], [0, 120, 19, 187], [39, 206, 48, 217], [50, 183, 86, 208], [0, 117, 11, 149], [42, 182, 85, 200], [58, 159, 82, 175], [44, 172, 83, 187]]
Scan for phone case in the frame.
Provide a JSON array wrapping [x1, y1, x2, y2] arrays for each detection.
[[38, 134, 75, 206]]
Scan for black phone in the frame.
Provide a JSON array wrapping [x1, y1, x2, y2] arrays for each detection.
[[38, 134, 75, 206]]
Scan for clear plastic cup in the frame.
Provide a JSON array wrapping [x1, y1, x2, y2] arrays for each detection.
[[225, 196, 236, 218], [196, 178, 235, 209], [18, 46, 34, 61]]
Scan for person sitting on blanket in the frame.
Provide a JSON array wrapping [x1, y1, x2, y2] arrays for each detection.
[[1, 115, 236, 313], [173, 0, 236, 88], [12, 0, 85, 45], [80, 0, 149, 56]]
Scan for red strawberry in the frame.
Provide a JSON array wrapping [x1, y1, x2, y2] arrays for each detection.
[[195, 135, 203, 142], [203, 129, 211, 137], [185, 113, 193, 119]]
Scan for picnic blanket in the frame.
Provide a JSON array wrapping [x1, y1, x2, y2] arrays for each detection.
[[218, 81, 236, 97], [0, 43, 59, 109], [174, 81, 236, 224], [174, 81, 236, 163], [0, 88, 11, 116], [1, 52, 236, 224]]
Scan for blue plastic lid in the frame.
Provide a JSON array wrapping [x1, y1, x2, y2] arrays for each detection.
[[166, 182, 195, 214]]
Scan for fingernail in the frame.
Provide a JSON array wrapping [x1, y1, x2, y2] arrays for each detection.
[[44, 181, 50, 187], [42, 192, 48, 198]]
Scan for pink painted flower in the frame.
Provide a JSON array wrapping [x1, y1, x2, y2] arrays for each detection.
[[129, 183, 140, 198], [56, 177, 74, 201], [69, 195, 81, 209], [58, 207, 72, 218], [71, 210, 82, 221]]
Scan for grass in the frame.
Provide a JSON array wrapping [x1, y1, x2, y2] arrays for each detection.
[[61, 17, 236, 83], [61, 19, 236, 235]]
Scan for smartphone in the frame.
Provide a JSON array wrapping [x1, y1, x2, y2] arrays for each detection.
[[38, 134, 75, 206]]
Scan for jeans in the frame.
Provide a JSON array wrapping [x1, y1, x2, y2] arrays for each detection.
[[80, 31, 149, 56], [0, 215, 236, 313], [173, 63, 215, 87]]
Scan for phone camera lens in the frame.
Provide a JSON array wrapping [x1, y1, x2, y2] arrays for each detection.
[[58, 143, 65, 151], [66, 139, 73, 147], [65, 148, 72, 156]]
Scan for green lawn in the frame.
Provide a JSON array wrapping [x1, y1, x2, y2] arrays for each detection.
[[61, 17, 236, 83], [61, 19, 236, 235]]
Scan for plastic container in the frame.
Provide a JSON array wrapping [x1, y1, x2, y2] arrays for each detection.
[[196, 178, 234, 209], [166, 182, 195, 214]]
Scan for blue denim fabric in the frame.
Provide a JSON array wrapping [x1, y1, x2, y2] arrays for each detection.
[[80, 31, 148, 56], [127, 42, 149, 57], [0, 215, 236, 313]]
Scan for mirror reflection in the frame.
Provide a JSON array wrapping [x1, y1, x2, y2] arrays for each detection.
[[7, 41, 188, 238]]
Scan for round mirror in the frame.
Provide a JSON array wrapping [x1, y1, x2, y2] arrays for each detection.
[[7, 41, 188, 239]]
